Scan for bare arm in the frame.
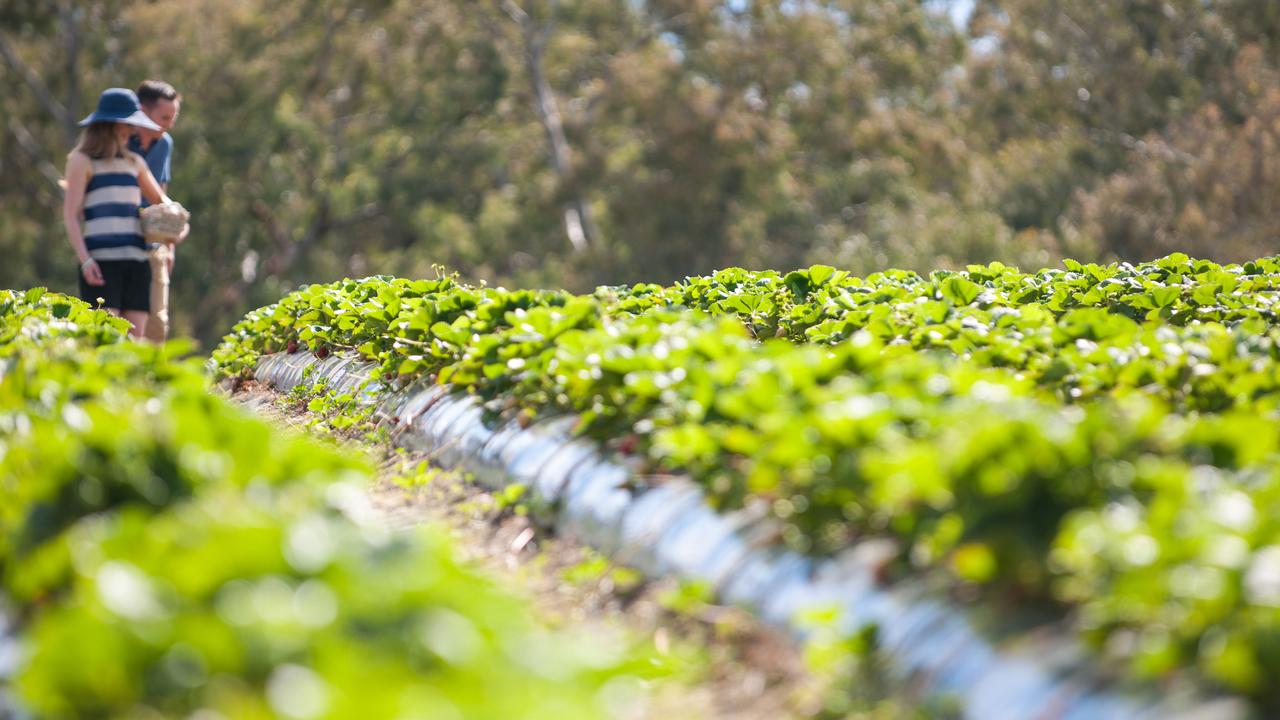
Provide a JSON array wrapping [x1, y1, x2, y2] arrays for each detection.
[[135, 154, 172, 206], [62, 152, 92, 264], [64, 151, 105, 286]]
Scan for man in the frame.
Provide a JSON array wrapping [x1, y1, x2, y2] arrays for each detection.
[[129, 79, 182, 342]]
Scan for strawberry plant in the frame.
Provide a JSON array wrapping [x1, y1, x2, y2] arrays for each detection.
[[2, 289, 682, 719], [210, 253, 1280, 708]]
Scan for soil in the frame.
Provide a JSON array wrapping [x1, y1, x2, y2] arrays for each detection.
[[231, 382, 824, 720]]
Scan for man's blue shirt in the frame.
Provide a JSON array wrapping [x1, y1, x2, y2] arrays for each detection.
[[127, 132, 173, 206]]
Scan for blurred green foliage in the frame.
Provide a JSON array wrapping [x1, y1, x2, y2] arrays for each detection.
[[0, 289, 680, 719]]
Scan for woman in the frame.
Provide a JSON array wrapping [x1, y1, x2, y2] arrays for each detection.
[[63, 87, 177, 338]]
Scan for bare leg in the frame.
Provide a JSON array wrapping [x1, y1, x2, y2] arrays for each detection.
[[145, 244, 171, 342], [123, 310, 149, 339]]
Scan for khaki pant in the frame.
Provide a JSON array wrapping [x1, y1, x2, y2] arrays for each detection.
[[145, 243, 172, 343]]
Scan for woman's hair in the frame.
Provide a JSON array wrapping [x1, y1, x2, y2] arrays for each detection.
[[74, 122, 123, 160]]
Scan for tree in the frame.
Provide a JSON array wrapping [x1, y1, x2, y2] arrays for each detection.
[[1073, 45, 1280, 263], [3, 0, 1280, 346]]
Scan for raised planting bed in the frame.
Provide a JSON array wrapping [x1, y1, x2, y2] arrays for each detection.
[[251, 350, 1244, 719], [0, 289, 677, 719], [215, 254, 1280, 718]]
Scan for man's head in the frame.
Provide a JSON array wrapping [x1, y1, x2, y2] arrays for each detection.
[[136, 79, 181, 133]]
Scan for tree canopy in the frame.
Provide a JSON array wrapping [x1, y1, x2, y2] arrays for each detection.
[[1, 0, 1276, 345]]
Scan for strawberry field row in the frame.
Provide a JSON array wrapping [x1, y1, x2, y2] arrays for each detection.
[[212, 255, 1280, 708], [0, 289, 673, 719]]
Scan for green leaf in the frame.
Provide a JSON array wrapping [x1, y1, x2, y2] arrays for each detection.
[[783, 270, 812, 300], [1149, 285, 1180, 308], [951, 543, 997, 583], [940, 277, 982, 306], [807, 264, 836, 287]]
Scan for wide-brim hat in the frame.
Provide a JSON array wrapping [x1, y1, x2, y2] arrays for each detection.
[[78, 87, 162, 131]]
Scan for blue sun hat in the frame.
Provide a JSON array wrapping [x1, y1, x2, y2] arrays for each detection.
[[78, 87, 162, 131]]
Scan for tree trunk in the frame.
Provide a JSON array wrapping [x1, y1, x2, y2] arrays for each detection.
[[501, 0, 596, 253], [0, 32, 71, 131], [62, 2, 80, 144], [7, 117, 64, 193]]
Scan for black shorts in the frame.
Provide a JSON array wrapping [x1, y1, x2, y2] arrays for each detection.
[[79, 259, 151, 313]]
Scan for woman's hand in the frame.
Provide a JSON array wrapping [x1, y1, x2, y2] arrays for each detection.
[[81, 258, 105, 286]]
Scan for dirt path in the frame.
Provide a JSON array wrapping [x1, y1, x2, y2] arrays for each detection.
[[233, 385, 823, 720]]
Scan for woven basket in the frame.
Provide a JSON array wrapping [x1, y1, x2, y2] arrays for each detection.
[[140, 202, 190, 243]]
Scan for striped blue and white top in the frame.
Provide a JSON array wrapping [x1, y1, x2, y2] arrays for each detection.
[[83, 155, 147, 262]]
